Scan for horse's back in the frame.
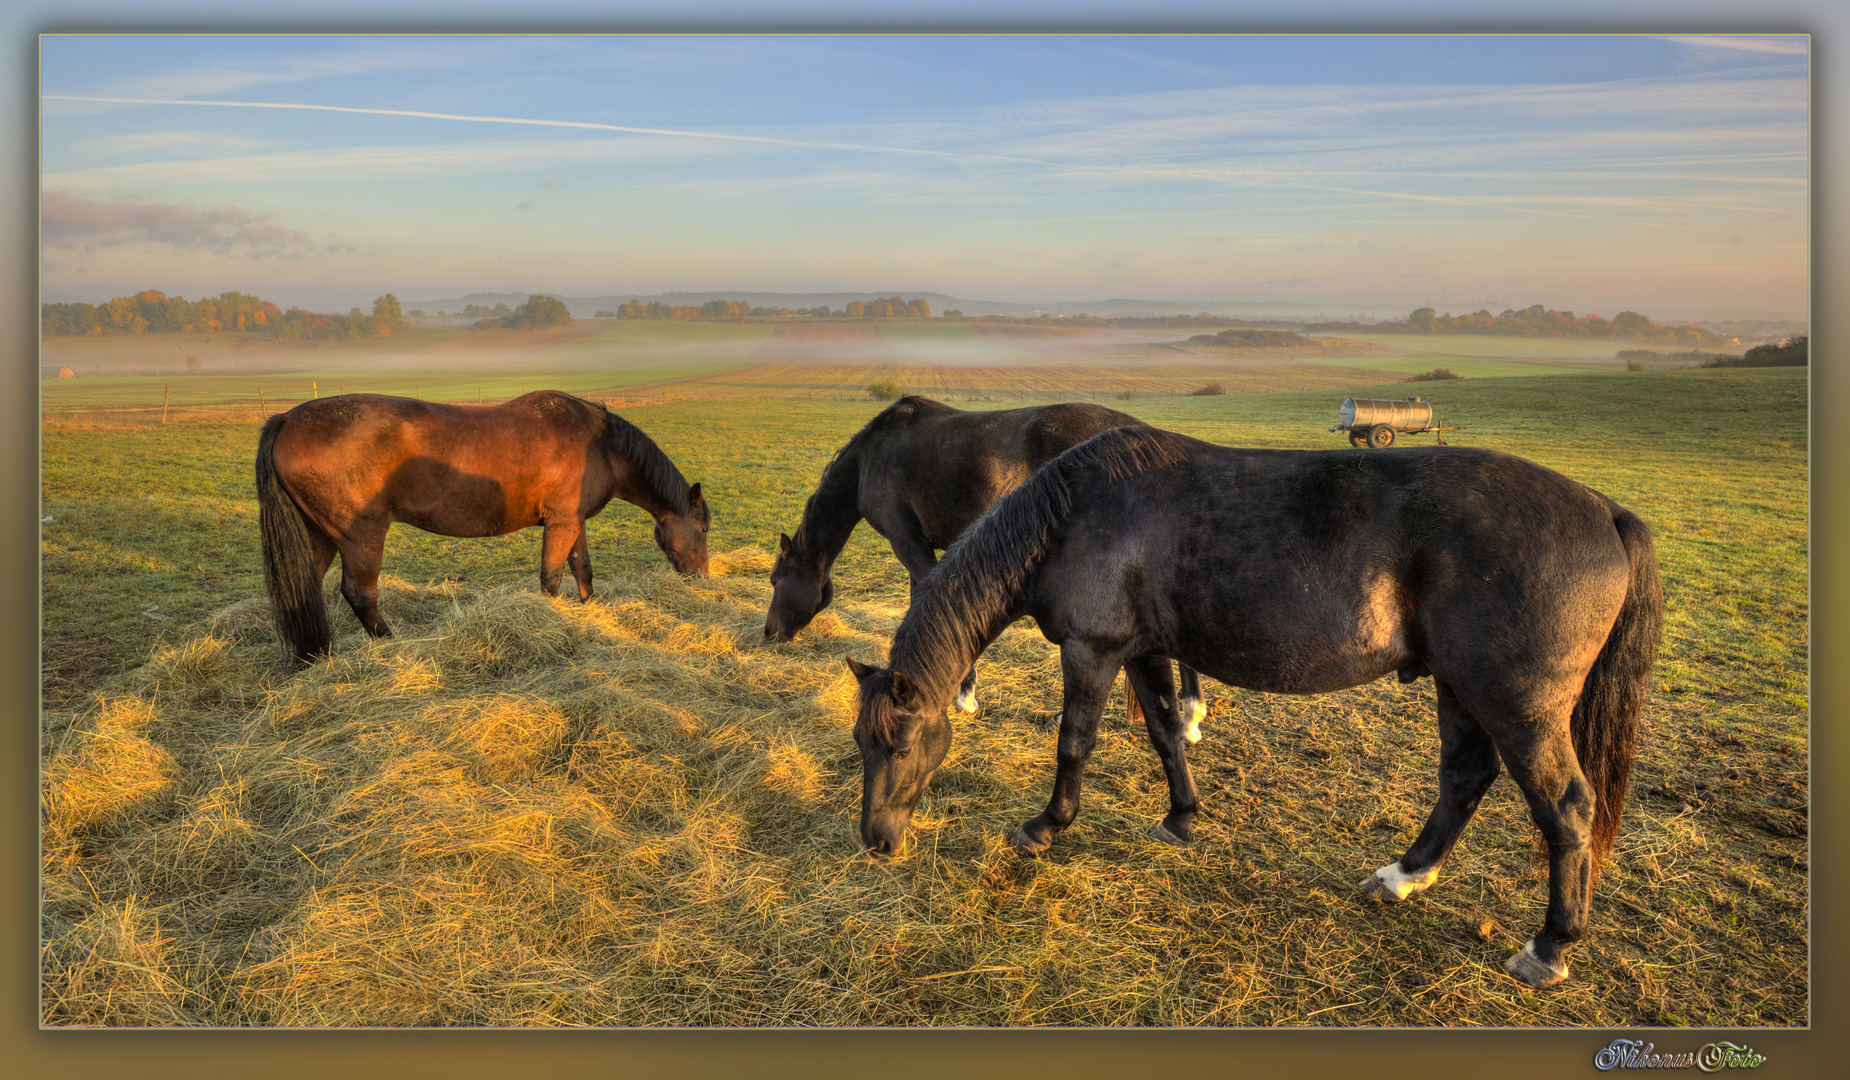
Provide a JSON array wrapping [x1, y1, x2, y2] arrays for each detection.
[[1044, 437, 1637, 696], [862, 398, 1145, 545], [268, 391, 610, 536]]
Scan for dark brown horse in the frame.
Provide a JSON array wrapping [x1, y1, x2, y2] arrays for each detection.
[[257, 391, 710, 665], [766, 395, 1207, 731], [848, 426, 1661, 988]]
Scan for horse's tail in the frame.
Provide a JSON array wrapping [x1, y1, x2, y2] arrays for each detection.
[[1572, 501, 1664, 872], [256, 414, 330, 665]]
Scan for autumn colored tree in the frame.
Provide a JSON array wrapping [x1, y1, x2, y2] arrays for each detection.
[[373, 294, 407, 333]]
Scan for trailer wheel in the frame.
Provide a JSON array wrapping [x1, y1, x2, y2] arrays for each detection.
[[1348, 430, 1368, 447], [1367, 425, 1396, 448]]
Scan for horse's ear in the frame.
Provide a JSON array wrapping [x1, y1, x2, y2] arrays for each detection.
[[890, 671, 923, 709], [845, 657, 876, 681], [687, 482, 703, 506], [778, 532, 792, 554]]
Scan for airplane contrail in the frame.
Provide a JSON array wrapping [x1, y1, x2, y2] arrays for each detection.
[[42, 93, 1064, 169]]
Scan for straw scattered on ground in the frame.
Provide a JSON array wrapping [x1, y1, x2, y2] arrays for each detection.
[[41, 543, 1807, 1027]]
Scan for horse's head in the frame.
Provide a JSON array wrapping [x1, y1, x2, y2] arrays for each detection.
[[764, 532, 832, 641], [652, 483, 711, 577], [846, 657, 952, 855]]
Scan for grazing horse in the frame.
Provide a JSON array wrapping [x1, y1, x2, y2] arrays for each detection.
[[847, 425, 1661, 988], [256, 391, 711, 665], [766, 395, 1207, 731]]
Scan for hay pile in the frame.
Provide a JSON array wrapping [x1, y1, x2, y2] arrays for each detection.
[[41, 548, 1797, 1027]]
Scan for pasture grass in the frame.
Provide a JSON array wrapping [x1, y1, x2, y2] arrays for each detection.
[[1340, 333, 1683, 362], [1298, 355, 1607, 379], [40, 366, 1807, 1026]]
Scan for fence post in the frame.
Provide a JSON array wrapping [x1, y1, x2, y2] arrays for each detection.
[[161, 384, 169, 424], [313, 381, 318, 399], [259, 388, 266, 415]]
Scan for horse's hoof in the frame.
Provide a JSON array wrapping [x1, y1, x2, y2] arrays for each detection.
[[1182, 719, 1203, 744], [1036, 711, 1062, 733], [1009, 827, 1051, 856], [1503, 939, 1570, 988], [954, 687, 978, 713], [1148, 822, 1188, 847], [1358, 861, 1439, 902]]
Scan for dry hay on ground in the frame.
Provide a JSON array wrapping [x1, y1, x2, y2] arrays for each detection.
[[594, 359, 1408, 404], [40, 542, 1805, 1027]]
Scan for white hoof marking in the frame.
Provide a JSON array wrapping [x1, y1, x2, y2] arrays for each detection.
[[1179, 696, 1206, 742], [1360, 861, 1439, 901], [954, 687, 978, 713]]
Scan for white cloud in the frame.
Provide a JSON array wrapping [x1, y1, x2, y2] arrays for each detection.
[[1661, 35, 1810, 56]]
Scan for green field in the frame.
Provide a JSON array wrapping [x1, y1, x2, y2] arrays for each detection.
[[39, 365, 1807, 1027], [1342, 333, 1689, 363], [1299, 355, 1607, 379]]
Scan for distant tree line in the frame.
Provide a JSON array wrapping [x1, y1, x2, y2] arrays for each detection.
[[42, 289, 409, 342], [1701, 336, 1807, 368], [466, 294, 572, 330], [1300, 304, 1724, 346], [596, 295, 932, 321]]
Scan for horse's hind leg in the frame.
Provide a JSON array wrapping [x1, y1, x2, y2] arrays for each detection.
[[1124, 655, 1201, 846], [1489, 712, 1599, 988], [1011, 642, 1118, 855], [1176, 664, 1208, 742], [1362, 679, 1499, 902]]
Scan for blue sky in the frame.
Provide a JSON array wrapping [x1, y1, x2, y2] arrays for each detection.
[[39, 33, 1809, 320]]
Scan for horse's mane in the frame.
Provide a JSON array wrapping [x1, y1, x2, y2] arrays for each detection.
[[603, 409, 692, 514], [860, 424, 1190, 744], [791, 396, 946, 553]]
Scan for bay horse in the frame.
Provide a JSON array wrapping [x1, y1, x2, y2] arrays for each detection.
[[256, 391, 711, 665], [847, 425, 1661, 988], [766, 395, 1207, 734]]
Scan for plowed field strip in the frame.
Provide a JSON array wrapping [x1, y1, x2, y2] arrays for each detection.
[[751, 322, 895, 360], [587, 359, 1408, 403]]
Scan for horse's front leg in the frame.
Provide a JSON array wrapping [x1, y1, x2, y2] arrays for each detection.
[[564, 520, 594, 600], [891, 528, 982, 712], [537, 520, 581, 597], [1123, 655, 1201, 845], [1176, 663, 1209, 743], [1011, 642, 1117, 855], [337, 524, 392, 638]]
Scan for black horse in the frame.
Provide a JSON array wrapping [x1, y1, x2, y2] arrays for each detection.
[[257, 391, 711, 665], [767, 395, 1207, 733], [847, 425, 1661, 988]]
